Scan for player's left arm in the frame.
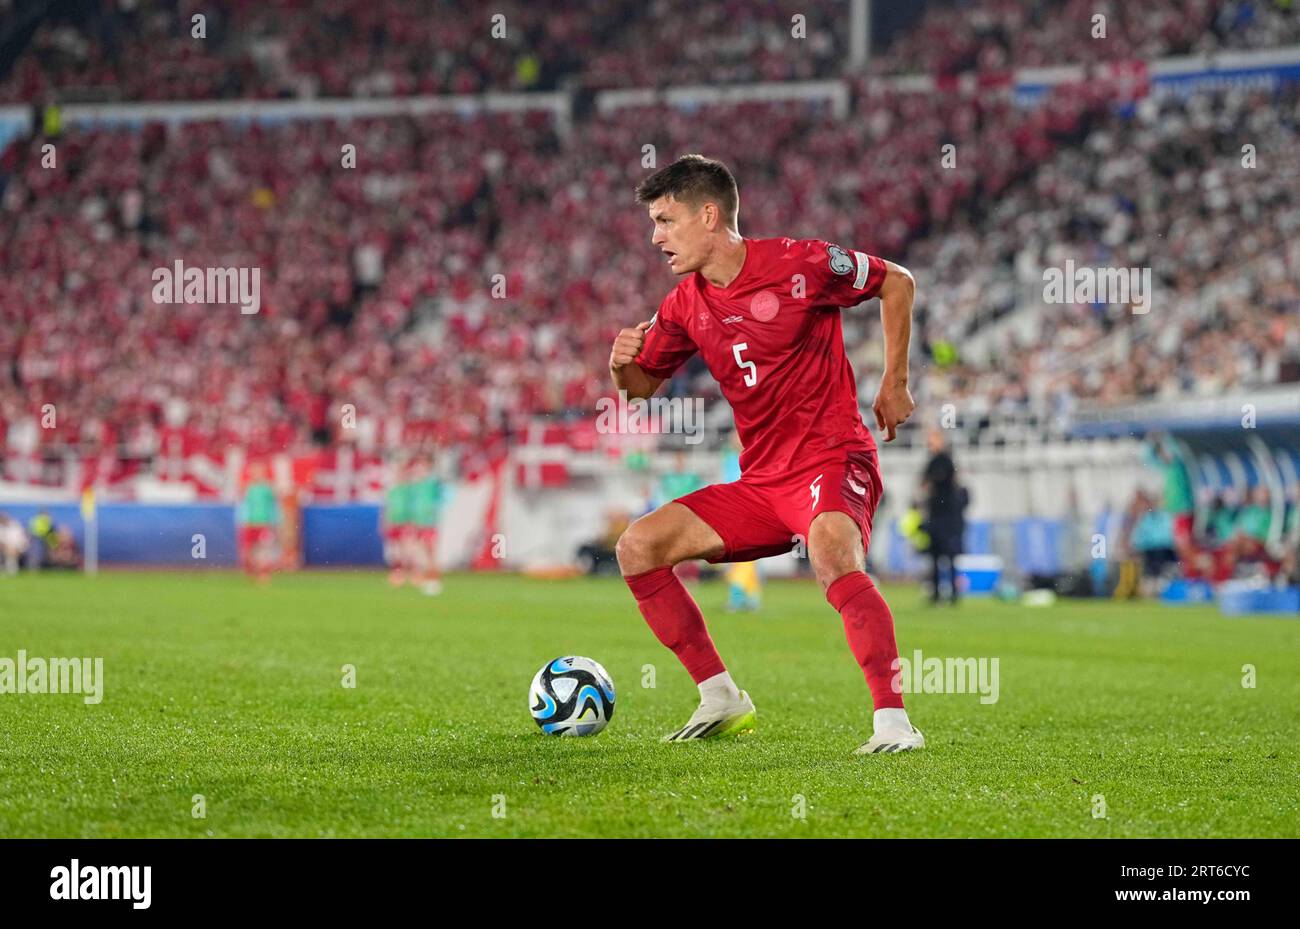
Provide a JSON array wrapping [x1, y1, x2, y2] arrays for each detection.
[[872, 260, 916, 443], [802, 240, 915, 441]]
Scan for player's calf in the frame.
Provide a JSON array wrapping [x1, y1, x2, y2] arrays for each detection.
[[810, 511, 924, 753], [619, 502, 757, 739]]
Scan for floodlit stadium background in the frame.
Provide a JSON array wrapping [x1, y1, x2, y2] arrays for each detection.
[[1, 0, 1298, 605]]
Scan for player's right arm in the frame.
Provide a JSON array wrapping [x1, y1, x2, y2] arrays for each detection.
[[609, 321, 664, 401], [610, 295, 698, 401]]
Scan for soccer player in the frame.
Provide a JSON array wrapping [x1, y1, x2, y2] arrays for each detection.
[[1143, 434, 1197, 573], [610, 154, 922, 753], [408, 454, 449, 596], [382, 459, 413, 587], [238, 460, 280, 584]]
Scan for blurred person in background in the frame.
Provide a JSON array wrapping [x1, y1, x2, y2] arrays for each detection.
[[919, 429, 968, 605], [1280, 490, 1300, 588], [0, 512, 28, 576], [1204, 492, 1239, 550], [46, 524, 80, 569], [1128, 490, 1179, 595], [382, 457, 413, 587], [1143, 434, 1197, 575], [655, 450, 704, 508], [25, 509, 54, 570], [407, 452, 450, 597], [238, 460, 281, 584], [1212, 485, 1277, 581]]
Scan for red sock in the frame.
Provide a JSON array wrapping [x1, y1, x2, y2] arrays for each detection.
[[826, 571, 904, 710], [625, 566, 726, 684]]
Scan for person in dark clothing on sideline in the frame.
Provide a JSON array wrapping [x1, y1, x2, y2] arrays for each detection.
[[920, 429, 969, 604]]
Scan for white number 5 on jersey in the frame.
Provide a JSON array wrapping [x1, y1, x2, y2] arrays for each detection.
[[732, 342, 758, 387]]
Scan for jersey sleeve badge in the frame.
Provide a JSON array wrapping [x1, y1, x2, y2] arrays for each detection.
[[827, 244, 856, 275]]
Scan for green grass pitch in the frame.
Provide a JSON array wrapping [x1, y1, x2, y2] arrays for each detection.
[[1, 570, 1297, 837]]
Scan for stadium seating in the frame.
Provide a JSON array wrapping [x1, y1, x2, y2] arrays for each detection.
[[875, 0, 1300, 76], [0, 0, 847, 102], [1, 0, 1298, 505], [6, 0, 1297, 103]]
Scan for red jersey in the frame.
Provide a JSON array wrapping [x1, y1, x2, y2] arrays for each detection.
[[635, 237, 887, 484]]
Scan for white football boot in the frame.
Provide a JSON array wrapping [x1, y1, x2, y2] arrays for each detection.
[[853, 725, 925, 754], [662, 690, 757, 742]]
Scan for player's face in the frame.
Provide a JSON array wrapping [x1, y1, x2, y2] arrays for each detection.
[[648, 195, 708, 275]]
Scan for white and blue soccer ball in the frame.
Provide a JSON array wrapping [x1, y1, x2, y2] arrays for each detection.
[[528, 656, 616, 736]]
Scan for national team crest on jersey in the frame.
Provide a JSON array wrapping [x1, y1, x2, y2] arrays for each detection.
[[749, 290, 780, 322], [827, 244, 855, 275]]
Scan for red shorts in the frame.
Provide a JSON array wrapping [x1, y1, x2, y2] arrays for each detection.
[[675, 448, 882, 564], [240, 525, 274, 548], [415, 527, 439, 544], [1172, 513, 1194, 549], [384, 526, 405, 543]]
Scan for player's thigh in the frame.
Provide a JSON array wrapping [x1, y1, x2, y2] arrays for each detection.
[[615, 501, 725, 573], [617, 481, 795, 573], [675, 481, 799, 566], [801, 451, 881, 588]]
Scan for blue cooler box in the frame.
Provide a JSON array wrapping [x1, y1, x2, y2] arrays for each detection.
[[955, 554, 1002, 596]]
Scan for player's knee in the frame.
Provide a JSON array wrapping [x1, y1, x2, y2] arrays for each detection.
[[809, 544, 858, 592], [615, 520, 667, 575], [813, 561, 858, 594]]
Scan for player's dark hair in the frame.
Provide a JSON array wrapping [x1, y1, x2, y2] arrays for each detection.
[[635, 154, 739, 228]]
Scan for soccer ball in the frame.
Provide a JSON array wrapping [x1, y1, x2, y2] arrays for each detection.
[[528, 656, 616, 736]]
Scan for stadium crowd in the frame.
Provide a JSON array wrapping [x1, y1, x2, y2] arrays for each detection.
[[1, 0, 1299, 514], [3, 77, 1299, 485], [904, 82, 1300, 423], [3, 0, 1297, 103], [1, 0, 846, 102], [0, 80, 1114, 471], [876, 0, 1300, 77]]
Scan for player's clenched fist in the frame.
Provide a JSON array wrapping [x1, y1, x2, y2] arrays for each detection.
[[609, 320, 652, 371]]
